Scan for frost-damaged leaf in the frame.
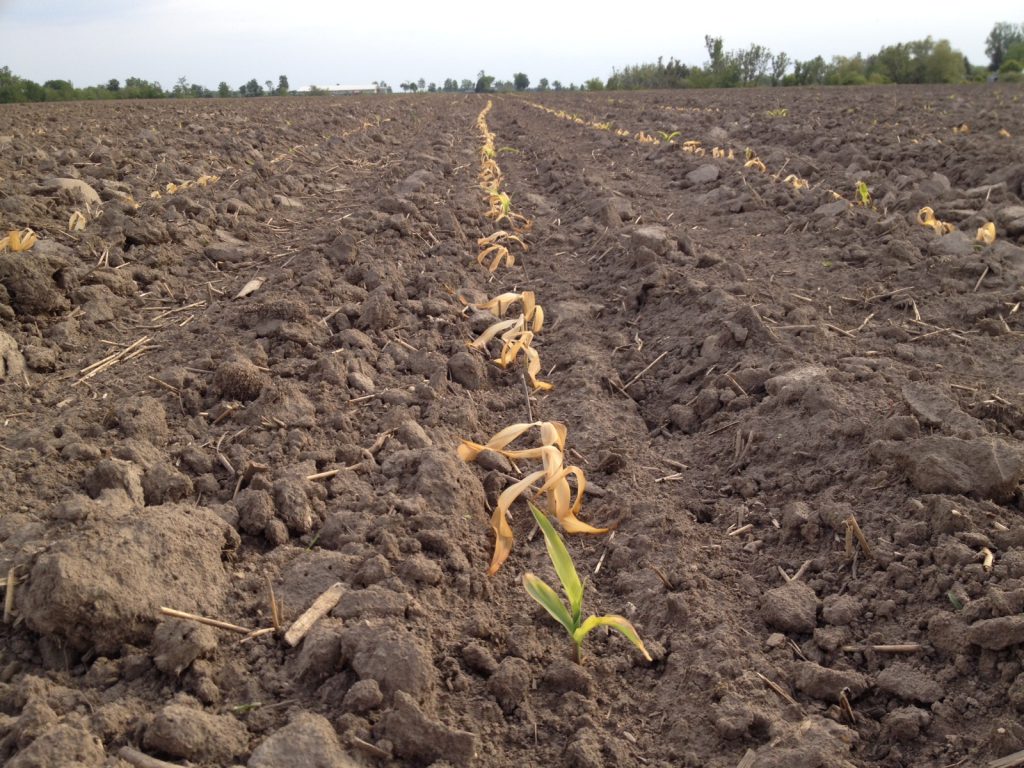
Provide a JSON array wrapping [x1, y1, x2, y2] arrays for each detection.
[[783, 174, 809, 190], [0, 229, 38, 253], [68, 210, 87, 231], [744, 157, 767, 173], [477, 243, 514, 272], [917, 207, 956, 235], [977, 222, 996, 245], [574, 615, 653, 661], [999, 128, 1012, 138], [459, 421, 600, 574], [234, 277, 265, 299]]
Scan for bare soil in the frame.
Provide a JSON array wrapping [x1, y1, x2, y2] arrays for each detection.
[[1, 85, 1024, 768]]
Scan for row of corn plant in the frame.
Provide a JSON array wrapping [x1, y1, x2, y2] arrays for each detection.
[[459, 104, 650, 662], [529, 101, 1005, 243]]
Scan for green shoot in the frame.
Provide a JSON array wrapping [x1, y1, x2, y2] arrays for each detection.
[[656, 130, 681, 141], [523, 502, 652, 664], [855, 180, 871, 207]]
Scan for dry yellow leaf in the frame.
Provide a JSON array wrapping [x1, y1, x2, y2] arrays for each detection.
[[976, 222, 996, 245], [917, 206, 956, 235], [68, 210, 87, 231], [784, 174, 809, 190], [744, 157, 767, 173], [457, 421, 605, 574], [999, 128, 1012, 138], [953, 123, 970, 135], [0, 229, 38, 252]]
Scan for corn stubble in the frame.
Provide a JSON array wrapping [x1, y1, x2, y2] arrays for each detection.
[[0, 229, 38, 252], [458, 421, 605, 575]]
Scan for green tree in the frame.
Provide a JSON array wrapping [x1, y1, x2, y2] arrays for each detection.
[[428, 82, 437, 92], [986, 21, 1024, 71], [552, 80, 563, 90], [475, 70, 495, 92], [277, 75, 289, 95], [240, 78, 264, 97], [537, 78, 549, 91], [460, 78, 474, 91], [218, 81, 231, 97], [106, 78, 120, 92], [513, 72, 530, 90], [584, 77, 605, 90]]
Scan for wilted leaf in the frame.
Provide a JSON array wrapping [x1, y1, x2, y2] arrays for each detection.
[[918, 206, 956, 235], [68, 210, 87, 231], [999, 128, 1012, 138], [234, 277, 265, 299], [977, 221, 996, 245], [0, 229, 38, 253]]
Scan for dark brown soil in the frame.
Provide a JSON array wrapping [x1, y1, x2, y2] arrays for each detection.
[[1, 85, 1024, 768]]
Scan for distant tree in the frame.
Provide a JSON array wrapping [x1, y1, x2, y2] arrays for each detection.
[[986, 21, 1024, 71], [513, 72, 530, 90], [173, 76, 190, 97], [218, 81, 232, 97], [583, 77, 605, 91], [552, 80, 563, 90], [277, 75, 289, 95], [460, 78, 474, 91], [475, 71, 495, 92], [442, 78, 457, 91], [399, 82, 411, 92], [106, 78, 120, 92], [417, 78, 426, 91], [537, 78, 549, 91], [428, 82, 437, 92], [240, 78, 264, 97], [124, 77, 164, 98], [43, 79, 75, 100], [770, 52, 790, 85]]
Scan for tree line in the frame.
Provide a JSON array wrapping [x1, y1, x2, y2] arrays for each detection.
[[1, 22, 1021, 104], [0, 71, 293, 103]]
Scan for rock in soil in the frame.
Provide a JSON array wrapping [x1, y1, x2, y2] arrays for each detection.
[[143, 703, 249, 763], [249, 711, 361, 768], [376, 691, 479, 767]]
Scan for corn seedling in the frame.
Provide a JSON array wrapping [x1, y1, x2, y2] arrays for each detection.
[[764, 107, 789, 118], [744, 156, 767, 173], [467, 290, 543, 326], [656, 130, 681, 142], [523, 501, 651, 664], [855, 181, 871, 207], [0, 229, 38, 252], [475, 232, 529, 272], [917, 206, 956, 235], [976, 221, 996, 245], [467, 293, 550, 391], [634, 131, 660, 145], [783, 174, 809, 191], [458, 421, 605, 575]]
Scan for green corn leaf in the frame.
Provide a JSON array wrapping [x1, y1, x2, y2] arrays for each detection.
[[528, 501, 583, 624], [574, 614, 653, 661], [523, 573, 575, 636]]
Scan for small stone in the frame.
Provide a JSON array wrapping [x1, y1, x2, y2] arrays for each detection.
[[966, 615, 1024, 650], [342, 679, 384, 713], [144, 704, 249, 764], [686, 164, 720, 185], [793, 661, 868, 702], [249, 711, 360, 768], [396, 420, 432, 449], [448, 351, 483, 390], [487, 657, 532, 713], [264, 518, 289, 546], [375, 691, 478, 767], [876, 663, 943, 704], [462, 642, 499, 676], [821, 594, 862, 626], [761, 581, 819, 634], [881, 706, 930, 743], [152, 620, 217, 675]]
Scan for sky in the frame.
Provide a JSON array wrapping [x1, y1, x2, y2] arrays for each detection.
[[0, 0, 1020, 89]]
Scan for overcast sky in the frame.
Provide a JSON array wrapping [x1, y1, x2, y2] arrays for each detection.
[[1, 0, 1019, 89]]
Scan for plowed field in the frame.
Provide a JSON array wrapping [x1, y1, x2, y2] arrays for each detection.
[[2, 85, 1024, 768]]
